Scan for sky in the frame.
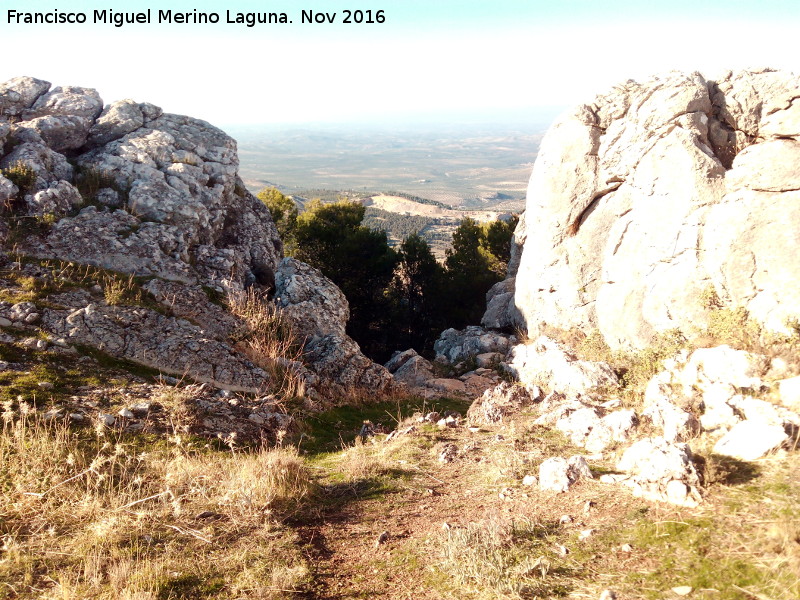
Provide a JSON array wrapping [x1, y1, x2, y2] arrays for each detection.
[[1, 0, 799, 127]]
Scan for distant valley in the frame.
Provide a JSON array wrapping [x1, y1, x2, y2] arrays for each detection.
[[229, 122, 546, 210], [229, 121, 546, 255]]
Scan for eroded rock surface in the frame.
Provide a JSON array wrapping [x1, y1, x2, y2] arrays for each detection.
[[0, 76, 391, 400], [489, 69, 800, 348]]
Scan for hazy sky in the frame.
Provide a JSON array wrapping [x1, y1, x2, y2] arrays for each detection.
[[1, 0, 798, 126]]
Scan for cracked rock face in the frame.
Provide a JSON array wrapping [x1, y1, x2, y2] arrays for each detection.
[[0, 76, 391, 399], [496, 68, 800, 348]]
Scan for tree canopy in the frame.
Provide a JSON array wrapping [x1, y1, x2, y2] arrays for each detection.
[[262, 192, 519, 362]]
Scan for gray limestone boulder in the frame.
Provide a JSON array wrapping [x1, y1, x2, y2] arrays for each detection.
[[385, 349, 436, 388], [539, 455, 593, 493], [274, 257, 393, 395], [274, 257, 348, 340], [0, 140, 74, 190], [713, 421, 789, 460], [26, 85, 104, 121], [17, 115, 93, 152], [489, 68, 800, 347], [612, 437, 702, 507], [27, 181, 83, 216], [434, 326, 515, 365], [505, 336, 619, 397], [467, 381, 541, 424], [0, 76, 51, 116]]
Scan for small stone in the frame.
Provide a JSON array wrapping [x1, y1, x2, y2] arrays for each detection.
[[69, 413, 85, 422], [559, 514, 573, 525], [98, 413, 115, 427], [24, 313, 41, 324], [671, 586, 693, 596], [131, 402, 151, 416], [0, 317, 11, 327], [118, 408, 135, 419], [0, 361, 8, 371], [438, 443, 458, 463], [620, 543, 633, 553], [599, 591, 617, 600], [248, 413, 265, 425], [578, 528, 595, 540], [375, 531, 389, 547], [37, 381, 54, 390], [556, 544, 569, 556], [43, 409, 64, 421], [522, 474, 538, 486]]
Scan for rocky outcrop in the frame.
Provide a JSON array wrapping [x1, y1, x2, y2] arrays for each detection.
[[641, 345, 799, 459], [505, 336, 619, 396], [489, 68, 800, 348], [0, 76, 390, 400], [274, 258, 394, 396]]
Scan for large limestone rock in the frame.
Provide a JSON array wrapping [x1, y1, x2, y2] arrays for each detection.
[[0, 76, 391, 400], [274, 258, 394, 396], [492, 69, 800, 348], [505, 336, 619, 396]]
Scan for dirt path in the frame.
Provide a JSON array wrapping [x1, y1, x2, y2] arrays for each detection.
[[293, 421, 645, 600]]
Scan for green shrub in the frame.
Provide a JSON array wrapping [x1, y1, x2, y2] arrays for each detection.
[[1, 161, 36, 209]]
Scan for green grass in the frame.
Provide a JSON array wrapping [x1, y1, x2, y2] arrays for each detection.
[[298, 395, 470, 455]]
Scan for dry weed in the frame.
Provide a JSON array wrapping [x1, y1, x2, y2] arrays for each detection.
[[227, 287, 306, 399], [0, 405, 313, 598]]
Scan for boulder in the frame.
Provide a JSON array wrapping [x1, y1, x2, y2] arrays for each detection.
[[505, 336, 619, 396], [467, 381, 541, 424], [489, 69, 800, 347], [433, 326, 514, 365], [274, 258, 348, 340], [539, 455, 593, 493], [274, 257, 393, 395], [713, 421, 789, 460], [779, 376, 800, 411], [0, 76, 51, 116], [613, 437, 702, 507], [385, 349, 436, 387]]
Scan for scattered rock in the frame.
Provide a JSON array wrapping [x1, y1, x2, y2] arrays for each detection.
[[615, 437, 702, 507], [671, 586, 693, 596], [97, 413, 116, 427], [779, 375, 800, 410], [438, 443, 458, 463], [713, 420, 789, 460], [467, 381, 540, 425], [433, 326, 514, 365], [539, 455, 593, 493], [505, 336, 619, 396]]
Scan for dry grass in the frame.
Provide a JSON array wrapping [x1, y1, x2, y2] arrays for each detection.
[[437, 513, 565, 599], [226, 288, 306, 399], [0, 403, 313, 599]]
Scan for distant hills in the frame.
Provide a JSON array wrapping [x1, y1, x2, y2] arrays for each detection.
[[230, 122, 545, 211]]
